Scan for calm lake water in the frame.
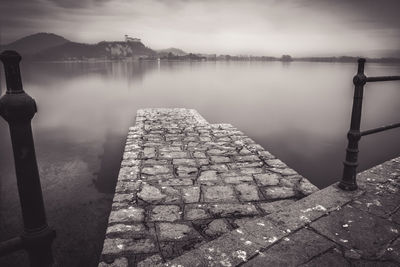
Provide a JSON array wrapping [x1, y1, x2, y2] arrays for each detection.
[[0, 60, 399, 266]]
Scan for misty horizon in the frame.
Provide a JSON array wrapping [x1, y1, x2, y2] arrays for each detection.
[[1, 0, 400, 58]]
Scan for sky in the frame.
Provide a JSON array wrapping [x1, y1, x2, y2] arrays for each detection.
[[0, 0, 399, 57]]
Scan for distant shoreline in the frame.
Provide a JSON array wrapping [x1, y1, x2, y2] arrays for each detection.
[[27, 57, 400, 64]]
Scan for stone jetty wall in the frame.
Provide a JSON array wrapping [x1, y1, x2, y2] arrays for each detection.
[[99, 108, 318, 266]]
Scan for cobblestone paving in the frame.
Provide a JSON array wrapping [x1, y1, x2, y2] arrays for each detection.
[[99, 108, 318, 266], [160, 157, 400, 267]]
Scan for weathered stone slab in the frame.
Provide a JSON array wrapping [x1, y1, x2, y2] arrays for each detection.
[[102, 238, 157, 255], [258, 199, 296, 214], [204, 219, 231, 238], [208, 203, 259, 217], [235, 184, 260, 201], [262, 186, 297, 200], [141, 165, 170, 176], [137, 185, 166, 203], [109, 207, 145, 223], [106, 223, 146, 239], [242, 229, 334, 266], [184, 204, 211, 220], [224, 176, 254, 184], [300, 249, 350, 267], [254, 172, 281, 186], [175, 165, 198, 177], [310, 205, 399, 258], [202, 186, 237, 202], [182, 186, 200, 203], [150, 205, 181, 222], [159, 151, 188, 159], [157, 223, 201, 241]]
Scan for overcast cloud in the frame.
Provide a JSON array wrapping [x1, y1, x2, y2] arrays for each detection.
[[0, 0, 399, 56]]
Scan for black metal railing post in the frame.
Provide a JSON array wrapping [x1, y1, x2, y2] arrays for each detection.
[[339, 58, 366, 191], [0, 50, 55, 266], [339, 58, 400, 191]]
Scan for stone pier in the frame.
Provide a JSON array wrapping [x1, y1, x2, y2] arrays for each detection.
[[99, 108, 400, 267], [98, 108, 318, 266]]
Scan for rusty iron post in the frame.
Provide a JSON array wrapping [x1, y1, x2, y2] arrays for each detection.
[[339, 58, 366, 191], [0, 50, 55, 267]]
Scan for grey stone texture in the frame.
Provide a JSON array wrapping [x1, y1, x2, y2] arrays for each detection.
[[99, 108, 318, 266], [158, 156, 400, 267]]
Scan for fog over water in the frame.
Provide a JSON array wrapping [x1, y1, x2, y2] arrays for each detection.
[[0, 60, 399, 266]]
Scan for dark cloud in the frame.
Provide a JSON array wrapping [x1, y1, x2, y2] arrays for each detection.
[[302, 0, 400, 29], [44, 0, 110, 9], [0, 0, 399, 56]]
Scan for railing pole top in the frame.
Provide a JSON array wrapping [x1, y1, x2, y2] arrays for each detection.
[[0, 50, 22, 63], [357, 58, 366, 75], [353, 58, 367, 86], [0, 50, 24, 94]]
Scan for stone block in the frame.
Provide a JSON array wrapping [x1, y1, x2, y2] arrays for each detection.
[[182, 186, 200, 203], [202, 186, 237, 202], [175, 165, 198, 177], [184, 205, 211, 220], [106, 223, 146, 239], [137, 254, 163, 267], [157, 222, 201, 241], [159, 151, 188, 159], [109, 207, 145, 223], [173, 158, 197, 166], [235, 184, 260, 201], [269, 167, 298, 176], [198, 170, 219, 184], [242, 229, 334, 267], [150, 205, 181, 222], [141, 165, 170, 176], [102, 238, 157, 255], [193, 152, 207, 158], [298, 178, 319, 196], [143, 147, 156, 159], [210, 156, 231, 164], [254, 173, 281, 186], [113, 193, 134, 203], [240, 168, 263, 175], [258, 199, 296, 214], [262, 186, 297, 200], [233, 155, 261, 162], [228, 162, 264, 169], [300, 249, 350, 267], [224, 176, 254, 184], [204, 219, 231, 238], [209, 203, 259, 217], [310, 205, 399, 258]]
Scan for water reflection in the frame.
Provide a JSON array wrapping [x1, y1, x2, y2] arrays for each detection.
[[0, 60, 399, 266], [92, 130, 126, 193]]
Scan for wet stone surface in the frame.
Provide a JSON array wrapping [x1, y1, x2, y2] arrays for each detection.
[[99, 108, 318, 266]]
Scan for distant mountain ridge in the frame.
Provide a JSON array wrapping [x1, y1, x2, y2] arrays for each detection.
[[1, 33, 156, 61], [1, 33, 399, 63], [1, 33, 69, 57], [33, 41, 155, 61], [157, 48, 187, 56]]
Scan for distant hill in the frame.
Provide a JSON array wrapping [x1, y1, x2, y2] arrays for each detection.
[[157, 47, 187, 57], [33, 41, 155, 61], [0, 33, 69, 57], [0, 33, 156, 61]]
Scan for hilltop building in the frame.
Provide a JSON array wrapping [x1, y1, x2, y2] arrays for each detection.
[[125, 35, 141, 43]]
